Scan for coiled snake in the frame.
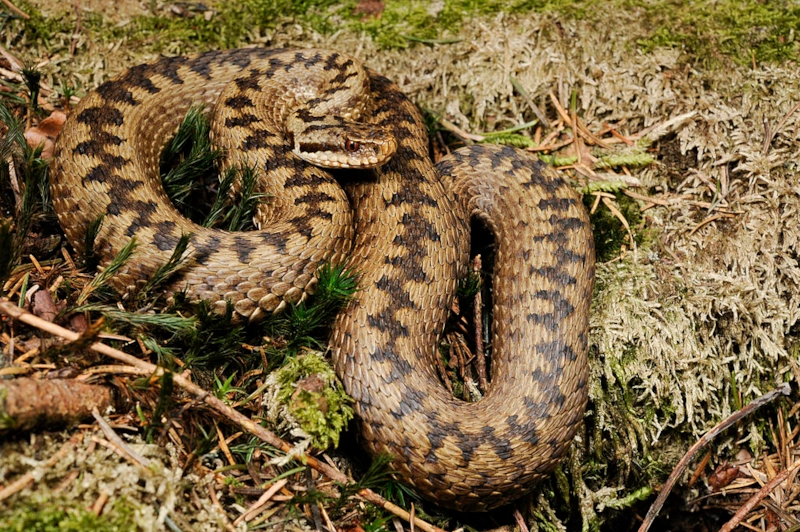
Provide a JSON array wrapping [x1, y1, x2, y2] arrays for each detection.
[[51, 48, 595, 511]]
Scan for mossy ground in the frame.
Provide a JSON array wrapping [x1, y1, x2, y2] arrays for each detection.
[[2, 0, 800, 531]]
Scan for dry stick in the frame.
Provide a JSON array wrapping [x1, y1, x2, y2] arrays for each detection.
[[69, 0, 82, 56], [719, 459, 800, 532], [688, 212, 736, 236], [636, 382, 792, 532], [92, 407, 151, 468], [437, 117, 485, 142], [0, 0, 29, 19], [762, 100, 800, 155], [471, 255, 488, 392], [0, 299, 445, 532], [509, 76, 550, 129]]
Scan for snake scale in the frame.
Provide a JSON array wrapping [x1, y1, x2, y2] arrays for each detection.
[[51, 48, 595, 511]]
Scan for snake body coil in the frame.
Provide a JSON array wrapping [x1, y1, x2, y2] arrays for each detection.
[[51, 48, 595, 511]]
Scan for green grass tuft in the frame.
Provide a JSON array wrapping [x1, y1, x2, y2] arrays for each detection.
[[136, 233, 192, 302], [76, 238, 137, 304], [0, 103, 52, 289], [260, 264, 359, 355], [160, 106, 221, 221]]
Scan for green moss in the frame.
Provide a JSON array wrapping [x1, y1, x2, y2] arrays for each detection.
[[8, 1, 75, 47], [584, 192, 643, 263], [274, 352, 354, 449], [13, 0, 798, 63], [0, 496, 141, 532], [634, 0, 800, 65]]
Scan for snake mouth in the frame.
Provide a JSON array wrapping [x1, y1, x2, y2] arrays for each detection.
[[291, 123, 398, 169], [295, 139, 397, 169]]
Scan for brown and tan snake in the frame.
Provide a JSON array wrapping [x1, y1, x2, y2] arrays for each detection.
[[51, 48, 595, 511]]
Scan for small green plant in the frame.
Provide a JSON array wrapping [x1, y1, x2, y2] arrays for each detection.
[[137, 233, 192, 302], [20, 65, 42, 115], [143, 371, 174, 443], [224, 165, 263, 231], [214, 372, 243, 402], [76, 238, 138, 304], [0, 103, 52, 289], [260, 264, 359, 355], [160, 106, 221, 219], [0, 496, 141, 532], [81, 214, 105, 271]]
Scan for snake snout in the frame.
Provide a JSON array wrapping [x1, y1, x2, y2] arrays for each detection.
[[292, 123, 397, 169]]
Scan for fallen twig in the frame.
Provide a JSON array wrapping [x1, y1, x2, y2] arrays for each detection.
[[0, 299, 446, 532], [438, 118, 485, 142], [0, 0, 28, 19], [762, 100, 800, 155], [92, 407, 152, 469], [636, 382, 791, 532], [688, 212, 736, 236], [0, 377, 113, 433], [718, 459, 800, 532], [471, 255, 488, 392]]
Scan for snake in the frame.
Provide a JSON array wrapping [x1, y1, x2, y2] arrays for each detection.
[[50, 48, 595, 511]]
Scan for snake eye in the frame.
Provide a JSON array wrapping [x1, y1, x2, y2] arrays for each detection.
[[345, 140, 360, 152]]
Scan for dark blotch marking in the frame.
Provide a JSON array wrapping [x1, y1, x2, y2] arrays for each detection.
[[284, 171, 327, 189], [538, 197, 575, 211], [194, 235, 221, 263], [233, 235, 257, 263], [549, 214, 586, 231], [534, 340, 575, 369], [234, 68, 263, 90], [150, 56, 184, 84], [122, 200, 158, 236], [77, 107, 124, 127], [506, 414, 540, 446], [330, 68, 357, 86], [526, 290, 575, 331], [82, 165, 109, 185], [427, 420, 461, 454], [375, 275, 416, 310], [529, 265, 577, 286], [152, 221, 179, 251], [224, 95, 255, 110], [95, 82, 138, 106], [241, 129, 275, 150], [367, 314, 409, 337], [298, 141, 339, 154], [122, 64, 161, 94], [225, 113, 260, 128], [260, 231, 288, 254], [294, 191, 336, 206], [73, 132, 124, 157], [392, 387, 427, 419], [385, 188, 438, 209], [481, 426, 514, 460], [189, 58, 212, 79], [322, 52, 341, 71], [523, 396, 553, 420]]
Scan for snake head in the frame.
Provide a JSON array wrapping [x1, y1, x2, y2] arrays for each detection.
[[290, 122, 397, 169]]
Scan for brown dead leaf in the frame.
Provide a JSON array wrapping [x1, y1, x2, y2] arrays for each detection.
[[709, 462, 741, 491], [24, 110, 66, 159], [353, 0, 384, 20], [33, 289, 58, 323]]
